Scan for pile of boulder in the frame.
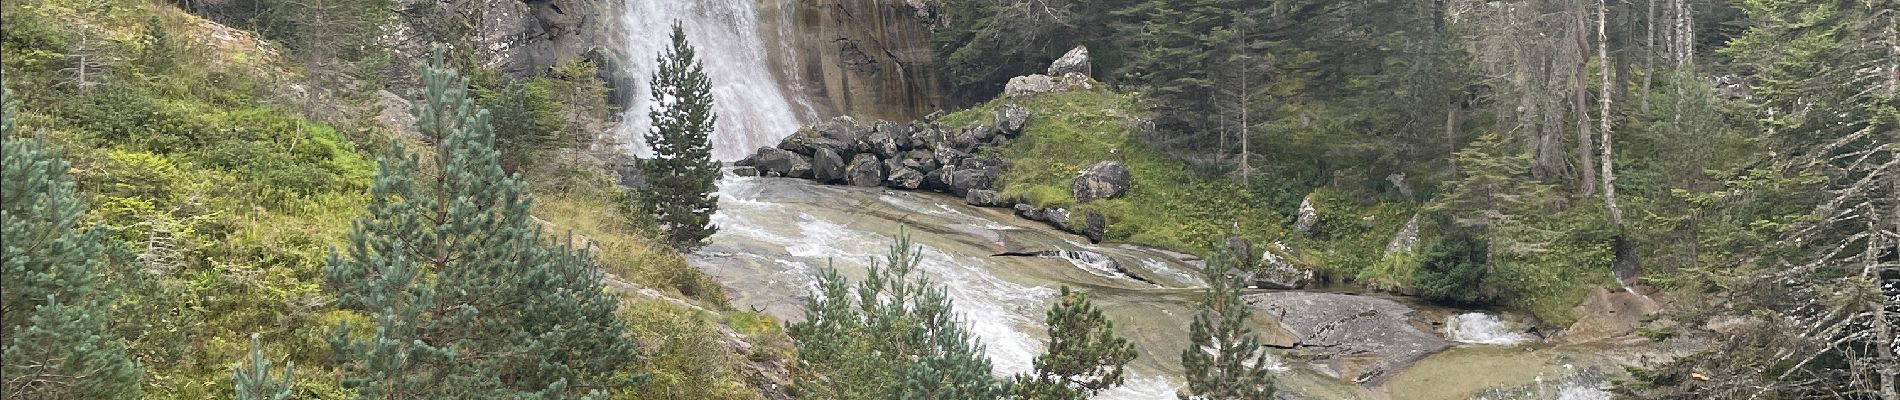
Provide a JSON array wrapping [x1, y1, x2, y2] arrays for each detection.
[[734, 44, 1129, 243]]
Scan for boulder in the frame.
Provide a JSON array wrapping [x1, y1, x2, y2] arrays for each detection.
[[1255, 244, 1316, 290], [844, 154, 884, 187], [1294, 195, 1320, 233], [994, 103, 1030, 135], [1003, 73, 1094, 97], [857, 120, 905, 158], [1384, 214, 1421, 255], [1563, 285, 1662, 344], [753, 147, 812, 178], [924, 166, 955, 191], [732, 166, 759, 177], [964, 189, 1005, 207], [734, 147, 766, 167], [946, 166, 998, 196], [1224, 236, 1256, 266], [812, 148, 847, 183], [1013, 204, 1044, 221], [1071, 161, 1132, 202], [902, 149, 939, 171], [780, 116, 868, 155], [1246, 292, 1450, 384], [933, 147, 971, 171], [1047, 45, 1091, 77], [886, 167, 925, 190], [1074, 211, 1106, 243]]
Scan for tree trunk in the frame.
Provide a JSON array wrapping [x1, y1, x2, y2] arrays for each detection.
[[1598, 0, 1623, 227], [1575, 2, 1598, 196], [1642, 0, 1654, 113]]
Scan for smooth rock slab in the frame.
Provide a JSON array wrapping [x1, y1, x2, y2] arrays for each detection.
[[1246, 292, 1450, 385]]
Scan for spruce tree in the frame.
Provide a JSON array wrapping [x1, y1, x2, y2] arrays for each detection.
[[1, 88, 143, 399], [233, 334, 294, 400], [788, 232, 1003, 399], [1178, 248, 1274, 400], [639, 22, 720, 250], [1012, 286, 1138, 400], [322, 47, 637, 399]]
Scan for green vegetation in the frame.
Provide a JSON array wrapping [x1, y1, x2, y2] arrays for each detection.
[[1178, 249, 1276, 400], [231, 334, 294, 400], [943, 88, 1285, 252], [638, 23, 721, 251], [2, 95, 144, 400], [1011, 286, 1137, 400]]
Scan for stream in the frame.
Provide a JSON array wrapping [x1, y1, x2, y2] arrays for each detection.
[[687, 175, 1632, 399]]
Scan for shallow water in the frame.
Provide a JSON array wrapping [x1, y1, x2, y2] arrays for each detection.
[[691, 176, 1637, 399]]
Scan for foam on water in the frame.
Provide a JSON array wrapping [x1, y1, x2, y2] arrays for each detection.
[[1446, 312, 1535, 345]]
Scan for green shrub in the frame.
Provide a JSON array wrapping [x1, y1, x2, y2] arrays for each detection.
[[1412, 235, 1492, 305]]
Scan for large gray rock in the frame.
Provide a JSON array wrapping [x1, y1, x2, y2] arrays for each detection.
[[1247, 292, 1450, 384], [731, 166, 759, 177], [1071, 161, 1132, 202], [886, 167, 925, 190], [946, 166, 998, 196], [924, 166, 954, 191], [1254, 243, 1315, 290], [902, 149, 939, 171], [933, 147, 971, 171], [1294, 194, 1320, 233], [1384, 214, 1421, 255], [780, 116, 868, 155], [1003, 73, 1094, 97], [857, 120, 906, 158], [753, 147, 812, 178], [964, 189, 1003, 207], [844, 153, 884, 187], [994, 103, 1029, 135], [812, 148, 847, 183], [1048, 45, 1091, 77]]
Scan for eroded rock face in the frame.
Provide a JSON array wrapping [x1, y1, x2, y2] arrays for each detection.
[[1048, 45, 1091, 77], [771, 0, 942, 123], [1384, 214, 1421, 255], [1255, 243, 1316, 290], [1247, 292, 1450, 384], [1072, 161, 1132, 202], [1294, 195, 1320, 233]]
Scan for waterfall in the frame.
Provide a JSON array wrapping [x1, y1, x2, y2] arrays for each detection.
[[620, 0, 813, 161]]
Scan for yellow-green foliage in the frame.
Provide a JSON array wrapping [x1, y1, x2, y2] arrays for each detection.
[[1287, 188, 1419, 284], [617, 299, 792, 400], [940, 88, 1286, 252]]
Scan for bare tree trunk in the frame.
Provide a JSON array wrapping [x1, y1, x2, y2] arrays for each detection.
[[1642, 0, 1654, 113], [1598, 0, 1622, 227], [1239, 28, 1252, 184], [1575, 1, 1598, 196]]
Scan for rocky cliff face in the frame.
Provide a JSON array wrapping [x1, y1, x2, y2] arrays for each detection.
[[763, 0, 944, 123], [384, 0, 634, 102]]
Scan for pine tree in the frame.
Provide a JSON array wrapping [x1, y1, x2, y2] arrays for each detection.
[[639, 22, 721, 250], [788, 232, 1003, 399], [1178, 248, 1274, 400], [322, 47, 637, 399], [1, 88, 143, 399], [1012, 286, 1138, 399], [233, 334, 294, 400]]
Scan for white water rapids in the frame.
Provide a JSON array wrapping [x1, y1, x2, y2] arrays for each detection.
[[619, 0, 813, 161]]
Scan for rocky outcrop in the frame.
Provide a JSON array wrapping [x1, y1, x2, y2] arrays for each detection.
[[1294, 194, 1320, 233], [1254, 243, 1316, 290], [1072, 161, 1131, 202], [1248, 292, 1450, 384], [1004, 73, 1095, 97], [1384, 213, 1421, 255], [1048, 45, 1091, 77], [994, 103, 1029, 134]]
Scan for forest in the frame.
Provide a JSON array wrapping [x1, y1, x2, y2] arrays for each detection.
[[0, 0, 1894, 398]]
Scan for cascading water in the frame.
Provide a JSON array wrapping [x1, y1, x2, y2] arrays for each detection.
[[620, 0, 813, 161]]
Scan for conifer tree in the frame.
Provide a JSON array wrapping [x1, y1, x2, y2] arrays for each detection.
[[1179, 249, 1274, 400], [788, 233, 1003, 399], [322, 47, 637, 399], [1, 88, 143, 399], [1012, 286, 1137, 399], [639, 22, 721, 250], [233, 334, 294, 400]]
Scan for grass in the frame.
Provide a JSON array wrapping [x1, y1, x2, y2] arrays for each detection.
[[941, 88, 1287, 253]]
